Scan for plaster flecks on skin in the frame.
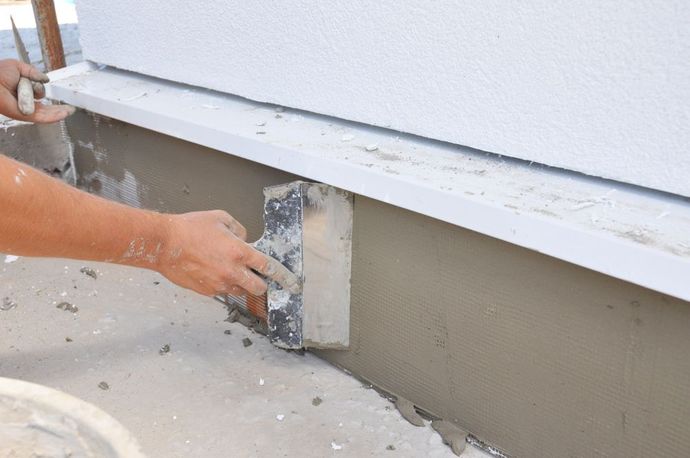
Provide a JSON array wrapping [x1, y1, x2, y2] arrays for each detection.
[[14, 167, 28, 185], [144, 241, 163, 264], [122, 238, 145, 259]]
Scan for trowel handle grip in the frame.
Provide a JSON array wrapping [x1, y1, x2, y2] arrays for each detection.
[[17, 76, 34, 116]]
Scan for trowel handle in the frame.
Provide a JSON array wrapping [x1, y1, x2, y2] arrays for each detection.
[[17, 76, 34, 116]]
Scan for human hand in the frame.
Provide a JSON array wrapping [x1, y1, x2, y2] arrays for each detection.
[[0, 59, 75, 123], [157, 210, 300, 297]]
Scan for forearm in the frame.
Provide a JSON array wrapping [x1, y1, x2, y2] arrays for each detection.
[[0, 154, 170, 269]]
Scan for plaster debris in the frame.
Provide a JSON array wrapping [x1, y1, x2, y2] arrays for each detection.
[[256, 121, 266, 126], [98, 381, 110, 391], [80, 267, 98, 279], [56, 301, 78, 313], [431, 420, 468, 456], [395, 397, 425, 427], [276, 414, 285, 421], [331, 441, 343, 451], [365, 144, 379, 152], [569, 201, 597, 211], [4, 255, 19, 264], [341, 133, 355, 142], [226, 307, 240, 323], [119, 91, 148, 102], [1, 297, 18, 311], [259, 378, 265, 386], [242, 337, 253, 347], [159, 344, 171, 355]]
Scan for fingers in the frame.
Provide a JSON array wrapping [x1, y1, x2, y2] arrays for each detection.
[[213, 268, 266, 297], [15, 60, 49, 84], [16, 103, 75, 124], [32, 81, 45, 99], [0, 79, 75, 124], [31, 103, 75, 123], [247, 250, 302, 294], [212, 284, 250, 297], [237, 267, 268, 296], [226, 285, 250, 296], [214, 210, 247, 240]]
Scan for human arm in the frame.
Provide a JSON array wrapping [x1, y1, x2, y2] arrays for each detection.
[[0, 154, 298, 297], [0, 59, 299, 296]]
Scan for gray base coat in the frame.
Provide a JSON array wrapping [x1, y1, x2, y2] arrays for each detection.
[[0, 119, 72, 180], [65, 111, 297, 240], [61, 111, 690, 458]]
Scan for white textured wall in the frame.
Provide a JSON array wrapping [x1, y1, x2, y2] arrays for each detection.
[[77, 1, 690, 197]]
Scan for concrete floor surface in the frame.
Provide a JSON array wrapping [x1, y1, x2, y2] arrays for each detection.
[[0, 255, 489, 457]]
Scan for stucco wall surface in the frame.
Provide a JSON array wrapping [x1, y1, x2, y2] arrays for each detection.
[[76, 0, 690, 197]]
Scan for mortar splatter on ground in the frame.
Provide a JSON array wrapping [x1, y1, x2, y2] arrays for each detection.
[[0, 256, 489, 457]]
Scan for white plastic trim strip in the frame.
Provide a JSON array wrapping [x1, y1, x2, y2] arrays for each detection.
[[47, 62, 690, 301]]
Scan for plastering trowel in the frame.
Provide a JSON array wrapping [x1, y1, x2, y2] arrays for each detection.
[[218, 181, 353, 350], [10, 16, 36, 116]]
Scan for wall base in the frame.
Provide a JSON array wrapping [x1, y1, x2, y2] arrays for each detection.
[[63, 111, 690, 458]]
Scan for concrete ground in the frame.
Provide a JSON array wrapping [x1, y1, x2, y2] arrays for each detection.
[[0, 255, 490, 457]]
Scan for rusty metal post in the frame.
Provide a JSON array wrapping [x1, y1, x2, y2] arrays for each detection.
[[30, 0, 66, 71]]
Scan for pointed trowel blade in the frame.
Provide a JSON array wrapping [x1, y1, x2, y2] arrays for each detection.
[[10, 16, 31, 64]]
